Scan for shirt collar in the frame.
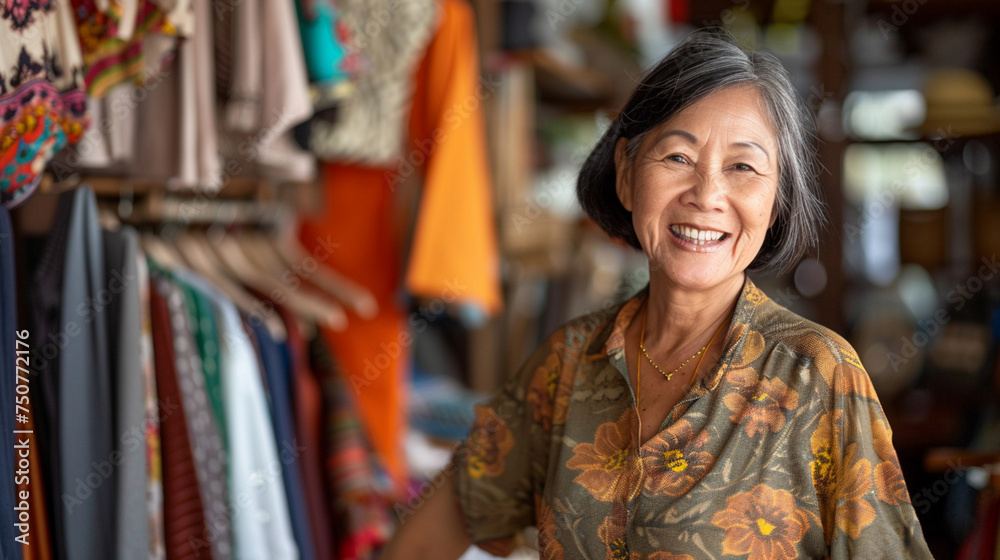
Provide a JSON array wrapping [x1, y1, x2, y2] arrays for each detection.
[[587, 275, 768, 392]]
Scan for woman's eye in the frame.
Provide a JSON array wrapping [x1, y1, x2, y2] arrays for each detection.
[[666, 154, 688, 164], [732, 163, 755, 172]]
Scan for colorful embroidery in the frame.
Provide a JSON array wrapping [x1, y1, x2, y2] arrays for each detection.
[[2, 0, 54, 31]]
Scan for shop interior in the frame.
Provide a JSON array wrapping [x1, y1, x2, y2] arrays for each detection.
[[2, 0, 1000, 558]]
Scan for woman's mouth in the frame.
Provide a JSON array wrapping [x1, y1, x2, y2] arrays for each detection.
[[669, 225, 730, 249]]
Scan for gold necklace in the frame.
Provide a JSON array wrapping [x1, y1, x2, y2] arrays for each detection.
[[639, 305, 728, 381]]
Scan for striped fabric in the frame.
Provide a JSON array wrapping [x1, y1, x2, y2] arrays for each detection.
[[149, 280, 213, 560]]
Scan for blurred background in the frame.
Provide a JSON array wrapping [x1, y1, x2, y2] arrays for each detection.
[[2, 0, 1000, 558]]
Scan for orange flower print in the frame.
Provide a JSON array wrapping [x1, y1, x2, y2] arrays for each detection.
[[465, 407, 515, 479], [732, 324, 766, 370], [834, 443, 876, 539], [642, 420, 714, 496], [598, 515, 636, 560], [536, 498, 566, 560], [711, 484, 811, 560], [874, 460, 909, 506], [809, 410, 844, 503], [810, 410, 842, 536], [723, 378, 799, 437], [745, 284, 769, 306], [809, 413, 878, 540], [784, 330, 866, 395], [567, 411, 641, 502], [725, 324, 766, 389], [692, 429, 711, 449], [527, 353, 572, 430], [871, 417, 909, 505]]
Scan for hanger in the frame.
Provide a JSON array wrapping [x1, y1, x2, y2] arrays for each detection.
[[269, 222, 379, 319], [173, 230, 288, 341], [141, 230, 187, 271], [208, 230, 348, 332]]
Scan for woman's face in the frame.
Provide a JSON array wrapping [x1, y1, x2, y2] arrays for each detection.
[[615, 85, 780, 292]]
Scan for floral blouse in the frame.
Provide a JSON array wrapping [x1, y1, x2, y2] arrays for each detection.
[[451, 277, 933, 559]]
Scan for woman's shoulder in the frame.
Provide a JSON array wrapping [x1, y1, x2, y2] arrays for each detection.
[[739, 288, 881, 406], [749, 290, 862, 369]]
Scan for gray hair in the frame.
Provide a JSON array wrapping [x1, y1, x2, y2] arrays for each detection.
[[577, 29, 825, 274]]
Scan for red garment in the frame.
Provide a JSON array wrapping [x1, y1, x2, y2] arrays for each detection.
[[959, 495, 1000, 560], [149, 279, 213, 560]]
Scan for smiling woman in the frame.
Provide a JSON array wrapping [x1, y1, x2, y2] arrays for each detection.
[[612, 85, 782, 293], [382, 30, 934, 560]]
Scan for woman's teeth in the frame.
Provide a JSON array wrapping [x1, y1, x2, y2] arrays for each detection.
[[670, 225, 726, 245]]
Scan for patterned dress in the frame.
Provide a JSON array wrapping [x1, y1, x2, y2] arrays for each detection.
[[452, 277, 934, 559], [0, 0, 89, 207]]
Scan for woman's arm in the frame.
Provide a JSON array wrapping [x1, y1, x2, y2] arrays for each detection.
[[381, 469, 473, 560]]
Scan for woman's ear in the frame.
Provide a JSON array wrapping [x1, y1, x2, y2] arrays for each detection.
[[614, 137, 633, 212]]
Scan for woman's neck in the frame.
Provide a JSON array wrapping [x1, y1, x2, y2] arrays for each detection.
[[640, 271, 744, 354]]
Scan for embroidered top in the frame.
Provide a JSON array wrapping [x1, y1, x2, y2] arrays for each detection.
[[452, 277, 933, 559], [1, 1, 89, 207]]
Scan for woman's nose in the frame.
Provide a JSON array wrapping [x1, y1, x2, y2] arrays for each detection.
[[680, 167, 727, 212]]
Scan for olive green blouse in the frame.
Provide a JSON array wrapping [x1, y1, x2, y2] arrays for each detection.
[[451, 277, 933, 559]]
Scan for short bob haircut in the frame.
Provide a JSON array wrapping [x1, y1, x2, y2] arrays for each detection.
[[577, 29, 824, 274]]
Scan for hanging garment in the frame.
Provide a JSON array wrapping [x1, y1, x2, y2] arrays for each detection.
[[26, 189, 75, 560], [308, 333, 394, 559], [958, 495, 1000, 560], [306, 0, 439, 165], [298, 166, 410, 493], [148, 273, 212, 560], [69, 0, 173, 98], [293, 0, 349, 85], [156, 275, 232, 560], [135, 251, 166, 560], [222, 0, 314, 183], [126, 0, 218, 188], [248, 318, 316, 560], [1, 205, 25, 560], [275, 305, 336, 560], [1, 2, 89, 207], [16, 395, 51, 560], [57, 186, 115, 560], [173, 270, 299, 560], [297, 0, 502, 492], [177, 282, 227, 450], [102, 226, 152, 560], [404, 0, 501, 315], [67, 2, 185, 173]]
